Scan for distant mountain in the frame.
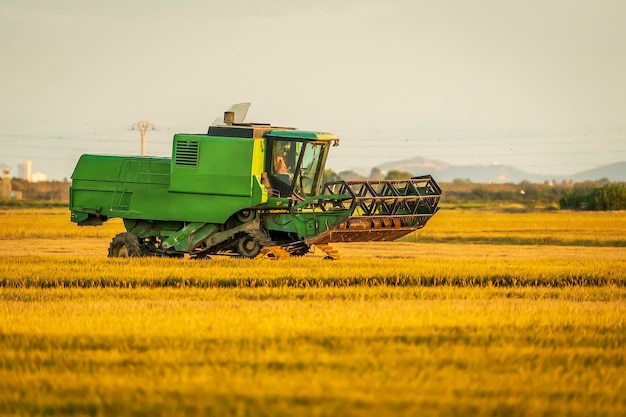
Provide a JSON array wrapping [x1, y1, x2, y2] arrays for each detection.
[[429, 164, 546, 183], [571, 162, 626, 182], [377, 156, 451, 173], [375, 157, 546, 183], [360, 156, 626, 183], [337, 170, 367, 180]]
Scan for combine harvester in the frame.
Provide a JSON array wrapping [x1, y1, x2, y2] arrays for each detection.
[[69, 104, 441, 259]]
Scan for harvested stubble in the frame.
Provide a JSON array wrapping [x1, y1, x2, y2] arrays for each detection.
[[0, 208, 625, 416], [0, 255, 625, 288]]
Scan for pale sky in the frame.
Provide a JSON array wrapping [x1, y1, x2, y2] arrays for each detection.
[[1, 0, 625, 180]]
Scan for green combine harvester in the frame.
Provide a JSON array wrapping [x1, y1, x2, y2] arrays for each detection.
[[69, 106, 441, 259]]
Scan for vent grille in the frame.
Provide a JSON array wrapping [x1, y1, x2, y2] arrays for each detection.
[[175, 140, 199, 166]]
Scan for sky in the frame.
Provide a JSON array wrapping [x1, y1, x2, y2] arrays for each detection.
[[1, 0, 625, 180]]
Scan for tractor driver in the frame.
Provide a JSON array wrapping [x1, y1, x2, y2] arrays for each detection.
[[275, 153, 289, 175], [273, 142, 292, 176], [268, 141, 297, 197]]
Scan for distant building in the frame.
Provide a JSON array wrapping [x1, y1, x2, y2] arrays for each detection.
[[17, 160, 32, 182], [31, 172, 48, 182], [17, 161, 47, 182]]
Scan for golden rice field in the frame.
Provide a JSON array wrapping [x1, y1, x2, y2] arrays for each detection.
[[0, 208, 625, 416]]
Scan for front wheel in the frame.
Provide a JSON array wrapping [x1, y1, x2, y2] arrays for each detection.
[[108, 232, 141, 258]]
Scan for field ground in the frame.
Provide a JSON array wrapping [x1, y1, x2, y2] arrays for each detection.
[[0, 208, 625, 416]]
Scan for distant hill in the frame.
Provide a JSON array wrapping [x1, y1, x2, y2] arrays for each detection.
[[364, 157, 626, 183], [377, 156, 450, 173], [430, 164, 546, 183], [375, 157, 546, 183], [572, 162, 626, 182], [337, 170, 367, 180]]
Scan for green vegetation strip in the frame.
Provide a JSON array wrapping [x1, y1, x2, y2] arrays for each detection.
[[1, 256, 624, 288]]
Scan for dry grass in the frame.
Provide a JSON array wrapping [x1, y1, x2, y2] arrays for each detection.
[[0, 208, 123, 239], [0, 288, 624, 416], [0, 208, 625, 416], [408, 209, 626, 246], [0, 255, 624, 289]]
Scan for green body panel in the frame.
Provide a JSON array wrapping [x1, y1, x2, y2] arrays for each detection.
[[261, 193, 352, 238], [170, 134, 262, 197], [70, 135, 268, 225], [123, 219, 182, 238], [70, 155, 171, 220], [264, 210, 351, 239], [163, 223, 218, 252]]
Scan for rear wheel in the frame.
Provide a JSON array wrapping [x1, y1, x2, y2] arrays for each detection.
[[108, 232, 141, 258]]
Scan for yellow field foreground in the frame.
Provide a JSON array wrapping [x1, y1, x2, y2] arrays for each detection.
[[1, 287, 624, 416], [0, 208, 625, 416]]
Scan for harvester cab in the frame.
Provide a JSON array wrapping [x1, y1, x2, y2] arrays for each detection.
[[266, 134, 334, 200], [69, 106, 441, 259]]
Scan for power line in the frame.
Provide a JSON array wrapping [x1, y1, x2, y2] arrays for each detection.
[[2, 132, 623, 147]]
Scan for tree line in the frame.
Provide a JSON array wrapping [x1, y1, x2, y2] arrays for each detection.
[[324, 169, 626, 211]]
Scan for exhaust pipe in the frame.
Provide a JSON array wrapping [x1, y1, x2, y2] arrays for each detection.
[[224, 111, 235, 125]]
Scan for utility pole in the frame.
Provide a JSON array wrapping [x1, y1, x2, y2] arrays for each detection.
[[132, 121, 155, 156]]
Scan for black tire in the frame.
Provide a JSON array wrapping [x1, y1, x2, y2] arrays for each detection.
[[108, 232, 141, 258], [237, 235, 261, 258]]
